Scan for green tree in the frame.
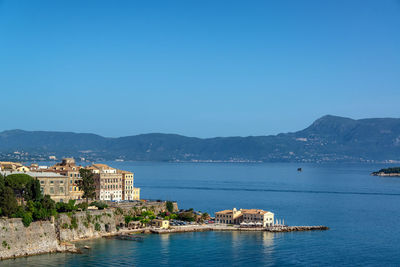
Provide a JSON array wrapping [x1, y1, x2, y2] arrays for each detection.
[[78, 169, 96, 203], [5, 174, 32, 202], [24, 178, 42, 202], [201, 212, 210, 221], [0, 187, 18, 217], [166, 201, 174, 213]]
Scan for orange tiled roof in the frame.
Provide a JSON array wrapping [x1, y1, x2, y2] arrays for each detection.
[[241, 209, 269, 215], [215, 210, 234, 215], [117, 170, 133, 174]]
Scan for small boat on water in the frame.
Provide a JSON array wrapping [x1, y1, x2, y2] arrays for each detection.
[[84, 245, 91, 249], [115, 234, 144, 242], [297, 168, 302, 172]]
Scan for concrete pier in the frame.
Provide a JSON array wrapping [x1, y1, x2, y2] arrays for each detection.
[[149, 225, 329, 234]]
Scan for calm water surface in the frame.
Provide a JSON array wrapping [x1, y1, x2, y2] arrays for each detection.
[[2, 162, 400, 266]]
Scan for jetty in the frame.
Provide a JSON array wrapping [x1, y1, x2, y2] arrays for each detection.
[[148, 224, 329, 234]]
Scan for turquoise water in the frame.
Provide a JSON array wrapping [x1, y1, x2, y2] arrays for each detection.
[[2, 162, 400, 266]]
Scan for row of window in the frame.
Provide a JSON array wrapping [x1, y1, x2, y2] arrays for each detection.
[[102, 178, 122, 183], [101, 185, 122, 189], [40, 180, 64, 184], [41, 187, 65, 194]]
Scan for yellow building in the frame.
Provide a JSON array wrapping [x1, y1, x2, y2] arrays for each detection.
[[16, 166, 30, 172], [133, 187, 140, 201], [151, 219, 170, 229]]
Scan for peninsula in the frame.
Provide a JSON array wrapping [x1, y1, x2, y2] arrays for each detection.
[[371, 167, 400, 177]]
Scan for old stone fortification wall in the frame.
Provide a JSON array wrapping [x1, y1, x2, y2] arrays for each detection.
[[57, 209, 120, 242], [0, 218, 67, 260], [0, 201, 176, 259], [57, 201, 175, 242]]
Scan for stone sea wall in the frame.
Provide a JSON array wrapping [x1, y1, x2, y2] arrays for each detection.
[[0, 218, 68, 260], [57, 209, 120, 242]]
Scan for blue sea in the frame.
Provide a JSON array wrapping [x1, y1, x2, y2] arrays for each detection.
[[2, 162, 400, 266]]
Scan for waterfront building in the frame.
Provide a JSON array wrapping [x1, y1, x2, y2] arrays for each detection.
[[215, 208, 275, 227], [46, 158, 84, 200], [88, 164, 123, 201], [151, 219, 170, 229], [0, 171, 71, 202], [215, 208, 243, 224], [241, 209, 274, 227]]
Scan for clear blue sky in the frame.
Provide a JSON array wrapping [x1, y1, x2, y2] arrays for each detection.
[[0, 0, 399, 137]]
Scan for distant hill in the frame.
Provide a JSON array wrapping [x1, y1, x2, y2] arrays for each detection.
[[1, 115, 400, 162]]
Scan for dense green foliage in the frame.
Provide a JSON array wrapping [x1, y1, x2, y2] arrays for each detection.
[[56, 200, 78, 213], [0, 173, 57, 227], [78, 169, 96, 203], [177, 211, 195, 222], [0, 186, 18, 217]]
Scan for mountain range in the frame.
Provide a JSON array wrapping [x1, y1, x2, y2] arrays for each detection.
[[1, 115, 400, 163]]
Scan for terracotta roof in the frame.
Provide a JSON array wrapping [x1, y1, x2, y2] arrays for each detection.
[[92, 164, 115, 170], [241, 209, 269, 215], [215, 210, 234, 215], [117, 170, 133, 174]]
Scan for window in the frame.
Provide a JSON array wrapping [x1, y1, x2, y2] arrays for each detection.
[[59, 187, 64, 193], [50, 187, 54, 194], [40, 181, 44, 184], [50, 181, 54, 184]]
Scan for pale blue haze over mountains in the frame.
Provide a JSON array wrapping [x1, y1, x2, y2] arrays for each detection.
[[0, 0, 399, 137]]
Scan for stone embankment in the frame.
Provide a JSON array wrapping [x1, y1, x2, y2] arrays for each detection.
[[150, 225, 329, 234]]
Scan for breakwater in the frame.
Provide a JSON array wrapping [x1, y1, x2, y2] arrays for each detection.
[[149, 225, 329, 234]]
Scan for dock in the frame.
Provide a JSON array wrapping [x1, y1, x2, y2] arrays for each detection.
[[148, 225, 329, 234]]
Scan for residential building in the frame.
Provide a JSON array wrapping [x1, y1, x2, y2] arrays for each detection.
[[215, 208, 275, 227], [1, 171, 70, 202], [46, 158, 84, 200], [0, 161, 23, 171], [88, 164, 123, 201], [118, 170, 140, 201]]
